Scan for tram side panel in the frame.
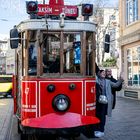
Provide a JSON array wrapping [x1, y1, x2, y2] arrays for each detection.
[[21, 81, 37, 120], [85, 79, 96, 116]]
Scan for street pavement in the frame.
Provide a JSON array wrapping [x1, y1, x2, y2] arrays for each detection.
[[95, 97, 140, 140], [0, 96, 13, 140], [1, 96, 140, 140]]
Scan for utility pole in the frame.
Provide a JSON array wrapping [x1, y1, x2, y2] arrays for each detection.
[[43, 0, 45, 4]]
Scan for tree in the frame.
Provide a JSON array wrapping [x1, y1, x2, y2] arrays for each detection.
[[92, 0, 119, 66], [102, 57, 117, 67]]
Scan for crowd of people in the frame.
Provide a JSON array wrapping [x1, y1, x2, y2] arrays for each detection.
[[94, 65, 124, 138]]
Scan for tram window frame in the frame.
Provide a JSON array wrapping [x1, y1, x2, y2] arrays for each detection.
[[86, 32, 95, 76], [22, 30, 96, 77]]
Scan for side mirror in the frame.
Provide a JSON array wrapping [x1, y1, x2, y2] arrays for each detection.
[[10, 28, 19, 49]]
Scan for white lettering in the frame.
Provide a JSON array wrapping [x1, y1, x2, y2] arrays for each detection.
[[25, 88, 29, 106], [25, 88, 29, 94], [86, 106, 96, 111], [22, 108, 36, 112], [62, 7, 77, 14], [39, 7, 52, 13], [22, 104, 37, 108], [86, 103, 96, 107], [91, 87, 95, 93]]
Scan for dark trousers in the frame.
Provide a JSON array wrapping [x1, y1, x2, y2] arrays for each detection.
[[96, 103, 108, 132]]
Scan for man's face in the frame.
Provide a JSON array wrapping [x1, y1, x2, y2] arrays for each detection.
[[106, 70, 112, 77]]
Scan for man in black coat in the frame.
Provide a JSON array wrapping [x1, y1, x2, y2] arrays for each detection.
[[105, 69, 122, 109]]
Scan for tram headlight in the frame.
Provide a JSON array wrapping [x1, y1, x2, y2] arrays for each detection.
[[52, 94, 70, 112]]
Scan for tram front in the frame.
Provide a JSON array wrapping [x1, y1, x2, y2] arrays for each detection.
[[10, 1, 100, 139]]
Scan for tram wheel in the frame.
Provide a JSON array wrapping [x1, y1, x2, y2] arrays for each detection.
[[21, 134, 38, 140], [20, 134, 27, 140], [82, 125, 95, 138]]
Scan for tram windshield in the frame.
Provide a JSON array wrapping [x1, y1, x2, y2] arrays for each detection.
[[43, 33, 60, 73], [63, 33, 81, 73], [26, 31, 95, 77]]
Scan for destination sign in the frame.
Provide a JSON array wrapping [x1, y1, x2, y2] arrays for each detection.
[[38, 4, 78, 17]]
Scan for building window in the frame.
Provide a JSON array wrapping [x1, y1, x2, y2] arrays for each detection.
[[126, 0, 138, 25], [127, 47, 140, 87]]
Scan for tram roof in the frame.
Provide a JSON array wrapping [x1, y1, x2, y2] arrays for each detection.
[[17, 19, 97, 32]]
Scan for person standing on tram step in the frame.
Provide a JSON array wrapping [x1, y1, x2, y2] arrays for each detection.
[[95, 70, 123, 138], [105, 69, 122, 109]]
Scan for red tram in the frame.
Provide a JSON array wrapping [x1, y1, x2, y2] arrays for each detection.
[[10, 0, 100, 139]]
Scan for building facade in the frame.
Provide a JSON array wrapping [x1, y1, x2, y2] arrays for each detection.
[[0, 35, 15, 75], [96, 7, 119, 65], [119, 0, 140, 99], [6, 40, 15, 75], [0, 40, 8, 74]]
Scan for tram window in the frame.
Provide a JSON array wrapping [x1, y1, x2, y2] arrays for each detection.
[[63, 33, 81, 73], [86, 33, 94, 76], [43, 34, 60, 73], [28, 44, 37, 75]]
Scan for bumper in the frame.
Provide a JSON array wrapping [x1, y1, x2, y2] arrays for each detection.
[[22, 112, 99, 129], [21, 112, 99, 136]]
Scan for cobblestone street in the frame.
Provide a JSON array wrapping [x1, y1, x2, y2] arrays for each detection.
[[1, 96, 140, 140], [97, 97, 140, 140], [0, 97, 13, 140]]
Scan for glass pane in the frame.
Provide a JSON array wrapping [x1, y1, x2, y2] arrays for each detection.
[[43, 33, 60, 73], [127, 47, 140, 86], [0, 76, 12, 83], [127, 49, 132, 86], [86, 32, 93, 76], [63, 33, 81, 73], [28, 43, 37, 75], [126, 0, 138, 24]]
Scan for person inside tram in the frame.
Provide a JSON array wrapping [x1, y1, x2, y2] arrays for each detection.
[[95, 69, 123, 138], [43, 53, 60, 73], [48, 57, 60, 73]]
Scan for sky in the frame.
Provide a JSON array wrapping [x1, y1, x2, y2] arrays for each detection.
[[0, 0, 118, 36]]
